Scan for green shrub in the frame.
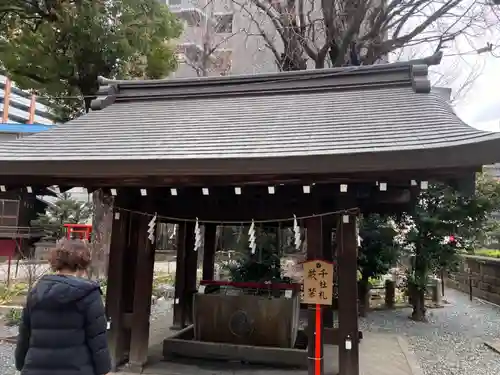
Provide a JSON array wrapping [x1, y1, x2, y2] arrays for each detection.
[[153, 272, 174, 287], [152, 272, 174, 299], [5, 308, 22, 326], [0, 282, 29, 305], [474, 249, 500, 258]]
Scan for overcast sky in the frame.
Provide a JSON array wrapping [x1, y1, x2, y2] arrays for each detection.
[[455, 53, 500, 132], [441, 12, 499, 133]]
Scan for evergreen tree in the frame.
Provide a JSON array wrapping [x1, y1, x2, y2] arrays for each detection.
[[32, 192, 92, 240], [357, 214, 401, 315], [0, 0, 182, 120], [405, 174, 500, 321]]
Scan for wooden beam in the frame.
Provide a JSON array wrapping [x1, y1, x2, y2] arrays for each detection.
[[105, 202, 131, 370], [148, 187, 412, 223], [321, 216, 335, 328], [0, 166, 478, 188], [128, 213, 156, 371], [184, 222, 197, 325], [202, 224, 217, 280], [337, 214, 360, 375], [172, 222, 187, 329]]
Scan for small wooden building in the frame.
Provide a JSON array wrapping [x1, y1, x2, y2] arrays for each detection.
[[0, 189, 52, 259], [0, 62, 499, 375]]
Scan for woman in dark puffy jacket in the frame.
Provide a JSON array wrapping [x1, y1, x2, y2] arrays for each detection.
[[15, 239, 111, 375]]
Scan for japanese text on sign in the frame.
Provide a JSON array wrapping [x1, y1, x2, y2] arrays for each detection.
[[301, 260, 334, 305]]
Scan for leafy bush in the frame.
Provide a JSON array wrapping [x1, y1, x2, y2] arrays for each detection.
[[152, 272, 175, 299], [474, 249, 500, 258], [5, 308, 22, 326], [153, 272, 175, 286], [0, 282, 29, 305], [93, 273, 174, 301]]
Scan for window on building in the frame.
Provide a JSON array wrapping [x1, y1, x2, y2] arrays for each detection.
[[214, 13, 234, 34], [0, 199, 19, 226], [166, 0, 182, 6]]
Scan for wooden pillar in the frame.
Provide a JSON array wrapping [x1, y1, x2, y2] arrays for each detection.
[[105, 207, 130, 371], [184, 222, 197, 325], [321, 217, 334, 328], [128, 213, 156, 371], [306, 216, 324, 375], [172, 222, 187, 329], [202, 223, 217, 280], [337, 213, 360, 375]]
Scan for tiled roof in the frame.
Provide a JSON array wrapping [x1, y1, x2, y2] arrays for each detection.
[[0, 62, 499, 176]]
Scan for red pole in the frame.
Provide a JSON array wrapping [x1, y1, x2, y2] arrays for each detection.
[[315, 303, 322, 375]]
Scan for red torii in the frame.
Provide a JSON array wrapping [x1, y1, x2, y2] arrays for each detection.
[[64, 224, 92, 240]]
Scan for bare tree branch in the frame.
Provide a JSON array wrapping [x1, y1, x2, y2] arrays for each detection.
[[229, 0, 499, 71], [233, 0, 282, 65]]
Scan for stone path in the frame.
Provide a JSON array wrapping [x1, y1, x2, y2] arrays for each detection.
[[360, 334, 422, 375]]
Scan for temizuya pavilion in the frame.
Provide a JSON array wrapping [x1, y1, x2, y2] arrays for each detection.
[[0, 62, 499, 375]]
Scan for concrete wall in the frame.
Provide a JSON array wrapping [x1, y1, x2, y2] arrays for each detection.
[[446, 255, 500, 305]]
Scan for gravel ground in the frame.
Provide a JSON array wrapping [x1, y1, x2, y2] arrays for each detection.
[[0, 344, 15, 375], [0, 324, 16, 375], [0, 298, 175, 375], [360, 288, 500, 375]]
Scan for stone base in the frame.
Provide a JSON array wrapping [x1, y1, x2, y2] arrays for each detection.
[[120, 362, 144, 373], [163, 325, 308, 368]]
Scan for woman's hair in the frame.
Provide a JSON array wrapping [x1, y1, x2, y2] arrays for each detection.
[[48, 239, 91, 272]]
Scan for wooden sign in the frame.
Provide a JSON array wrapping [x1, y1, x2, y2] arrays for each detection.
[[301, 260, 334, 305]]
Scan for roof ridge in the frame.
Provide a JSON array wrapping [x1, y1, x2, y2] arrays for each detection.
[[91, 61, 432, 111]]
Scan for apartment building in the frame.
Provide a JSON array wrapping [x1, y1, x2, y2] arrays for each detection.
[[484, 164, 500, 180], [167, 0, 284, 78], [0, 74, 56, 140], [0, 74, 58, 256]]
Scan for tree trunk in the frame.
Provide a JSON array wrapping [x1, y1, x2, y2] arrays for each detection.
[[358, 275, 370, 317], [409, 284, 427, 322], [384, 279, 395, 309], [410, 249, 428, 322], [89, 189, 114, 279]]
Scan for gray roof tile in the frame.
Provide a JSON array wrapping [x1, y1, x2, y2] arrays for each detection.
[[0, 63, 498, 165]]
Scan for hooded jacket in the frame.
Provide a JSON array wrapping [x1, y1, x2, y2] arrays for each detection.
[[15, 274, 112, 375]]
